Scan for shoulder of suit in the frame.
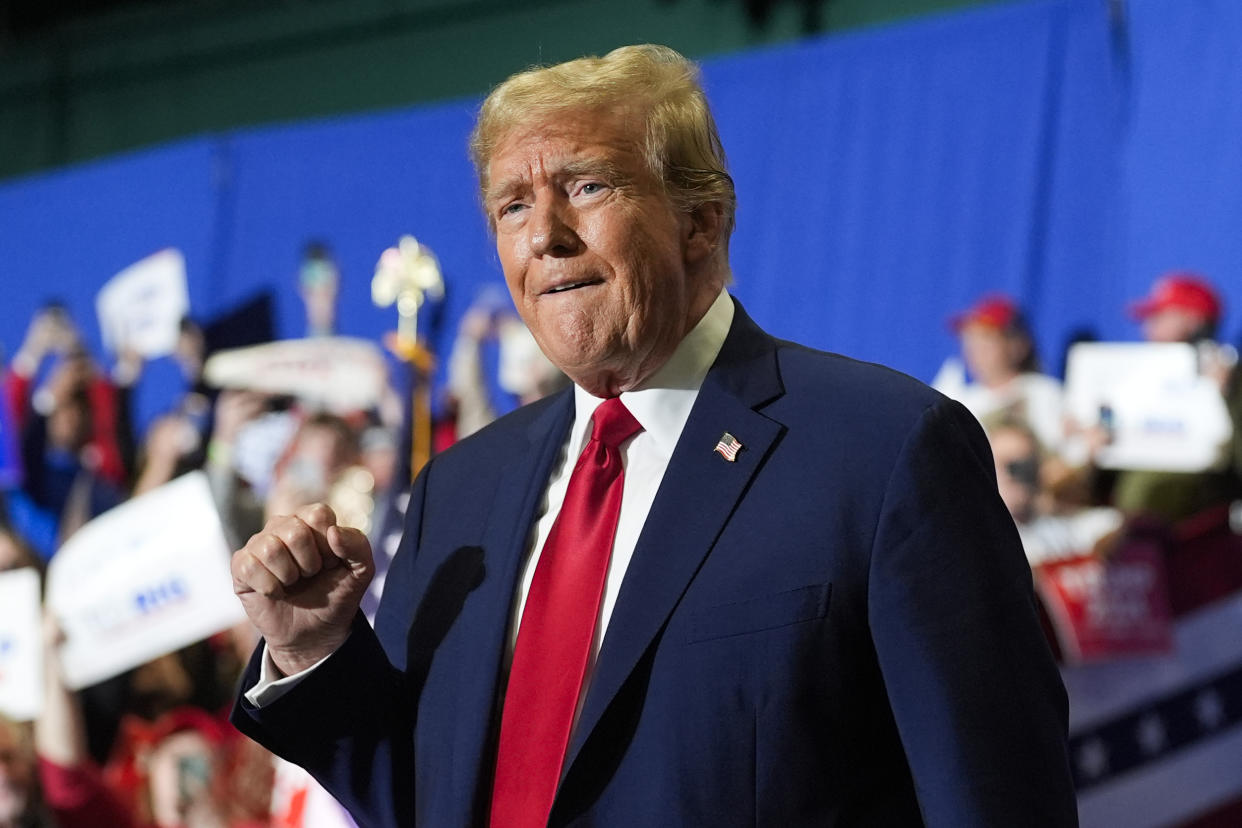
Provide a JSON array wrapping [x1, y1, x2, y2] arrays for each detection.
[[768, 337, 947, 422], [428, 389, 570, 469]]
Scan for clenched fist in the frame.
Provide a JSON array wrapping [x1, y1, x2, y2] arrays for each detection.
[[231, 503, 374, 676]]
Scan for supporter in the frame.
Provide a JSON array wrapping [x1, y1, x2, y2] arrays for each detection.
[[1, 305, 398, 828], [206, 393, 373, 554], [358, 425, 398, 499], [362, 407, 416, 623], [7, 308, 129, 489], [35, 617, 270, 828], [1133, 271, 1224, 345], [358, 422, 402, 559], [130, 414, 204, 497], [166, 318, 217, 465], [14, 352, 124, 553], [444, 291, 568, 441], [253, 412, 364, 828], [33, 616, 136, 828], [934, 294, 1065, 453], [5, 310, 130, 557], [265, 412, 360, 522], [988, 417, 1123, 566], [104, 708, 271, 828], [299, 242, 339, 338], [172, 318, 208, 393], [1110, 273, 1240, 520], [203, 390, 270, 551], [0, 715, 55, 828]]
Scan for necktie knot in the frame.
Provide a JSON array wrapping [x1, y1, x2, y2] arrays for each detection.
[[590, 397, 642, 449]]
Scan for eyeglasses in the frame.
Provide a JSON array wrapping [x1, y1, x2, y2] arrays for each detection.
[[1004, 457, 1040, 488]]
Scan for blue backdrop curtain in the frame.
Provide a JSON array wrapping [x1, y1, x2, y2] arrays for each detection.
[[1, 0, 1239, 432]]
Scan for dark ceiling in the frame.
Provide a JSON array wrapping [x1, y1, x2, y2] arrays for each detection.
[[1, 0, 834, 42], [3, 0, 151, 36]]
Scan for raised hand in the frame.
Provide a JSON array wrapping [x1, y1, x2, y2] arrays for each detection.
[[231, 502, 374, 675]]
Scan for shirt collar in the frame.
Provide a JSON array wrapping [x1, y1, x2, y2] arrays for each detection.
[[572, 289, 735, 454]]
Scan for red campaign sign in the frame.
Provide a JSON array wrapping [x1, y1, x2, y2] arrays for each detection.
[[1035, 541, 1175, 664]]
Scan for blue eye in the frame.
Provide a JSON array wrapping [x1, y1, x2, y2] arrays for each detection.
[[575, 181, 609, 198]]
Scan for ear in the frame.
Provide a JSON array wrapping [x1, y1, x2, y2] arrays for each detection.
[[682, 201, 725, 266]]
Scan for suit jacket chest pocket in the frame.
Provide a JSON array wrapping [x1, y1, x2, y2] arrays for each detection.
[[685, 582, 832, 644]]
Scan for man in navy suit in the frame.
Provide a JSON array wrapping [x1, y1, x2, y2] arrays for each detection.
[[230, 44, 1077, 827]]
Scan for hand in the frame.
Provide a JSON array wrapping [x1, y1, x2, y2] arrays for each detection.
[[18, 313, 55, 360], [41, 308, 81, 355], [1080, 425, 1112, 459], [210, 390, 267, 447], [113, 345, 144, 387], [231, 503, 374, 675], [14, 309, 70, 374], [146, 414, 196, 466]]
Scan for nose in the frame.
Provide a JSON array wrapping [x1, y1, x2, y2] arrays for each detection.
[[527, 197, 582, 258]]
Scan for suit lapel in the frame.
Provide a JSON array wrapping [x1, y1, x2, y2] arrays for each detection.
[[447, 390, 575, 822], [561, 301, 786, 776]]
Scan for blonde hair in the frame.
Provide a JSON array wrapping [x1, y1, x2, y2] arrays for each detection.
[[470, 44, 736, 239]]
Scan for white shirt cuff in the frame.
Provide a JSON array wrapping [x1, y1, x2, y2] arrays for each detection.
[[242, 642, 340, 707]]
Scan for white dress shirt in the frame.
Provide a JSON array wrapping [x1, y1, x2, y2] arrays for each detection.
[[246, 289, 734, 707]]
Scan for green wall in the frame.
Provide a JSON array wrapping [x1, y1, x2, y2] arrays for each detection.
[[0, 0, 997, 183]]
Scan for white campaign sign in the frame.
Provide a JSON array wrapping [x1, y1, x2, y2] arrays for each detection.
[[96, 248, 190, 357], [203, 336, 388, 413], [45, 472, 246, 690], [1064, 342, 1233, 472], [0, 568, 44, 721]]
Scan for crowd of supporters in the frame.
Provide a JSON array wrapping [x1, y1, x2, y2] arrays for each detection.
[[936, 272, 1242, 625], [1, 268, 1238, 826], [0, 275, 568, 827]]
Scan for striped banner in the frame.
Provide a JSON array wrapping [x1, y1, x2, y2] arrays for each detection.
[[1063, 509, 1242, 827]]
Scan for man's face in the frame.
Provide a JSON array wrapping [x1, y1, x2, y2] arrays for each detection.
[[485, 108, 715, 397], [960, 324, 1014, 387], [1141, 307, 1206, 343], [991, 427, 1039, 524]]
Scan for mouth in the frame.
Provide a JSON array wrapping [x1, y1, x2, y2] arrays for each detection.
[[541, 278, 603, 296]]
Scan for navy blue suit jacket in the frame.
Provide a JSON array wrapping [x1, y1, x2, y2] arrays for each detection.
[[233, 300, 1077, 827]]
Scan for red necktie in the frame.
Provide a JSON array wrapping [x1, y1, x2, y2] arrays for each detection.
[[489, 397, 643, 828]]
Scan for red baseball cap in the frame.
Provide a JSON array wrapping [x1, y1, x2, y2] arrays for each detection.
[[950, 294, 1020, 332], [1129, 272, 1222, 321]]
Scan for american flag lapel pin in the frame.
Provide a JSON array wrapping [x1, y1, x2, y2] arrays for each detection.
[[714, 432, 743, 462]]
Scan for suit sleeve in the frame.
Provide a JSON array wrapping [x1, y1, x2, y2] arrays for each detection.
[[867, 398, 1078, 827], [229, 465, 433, 828]]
